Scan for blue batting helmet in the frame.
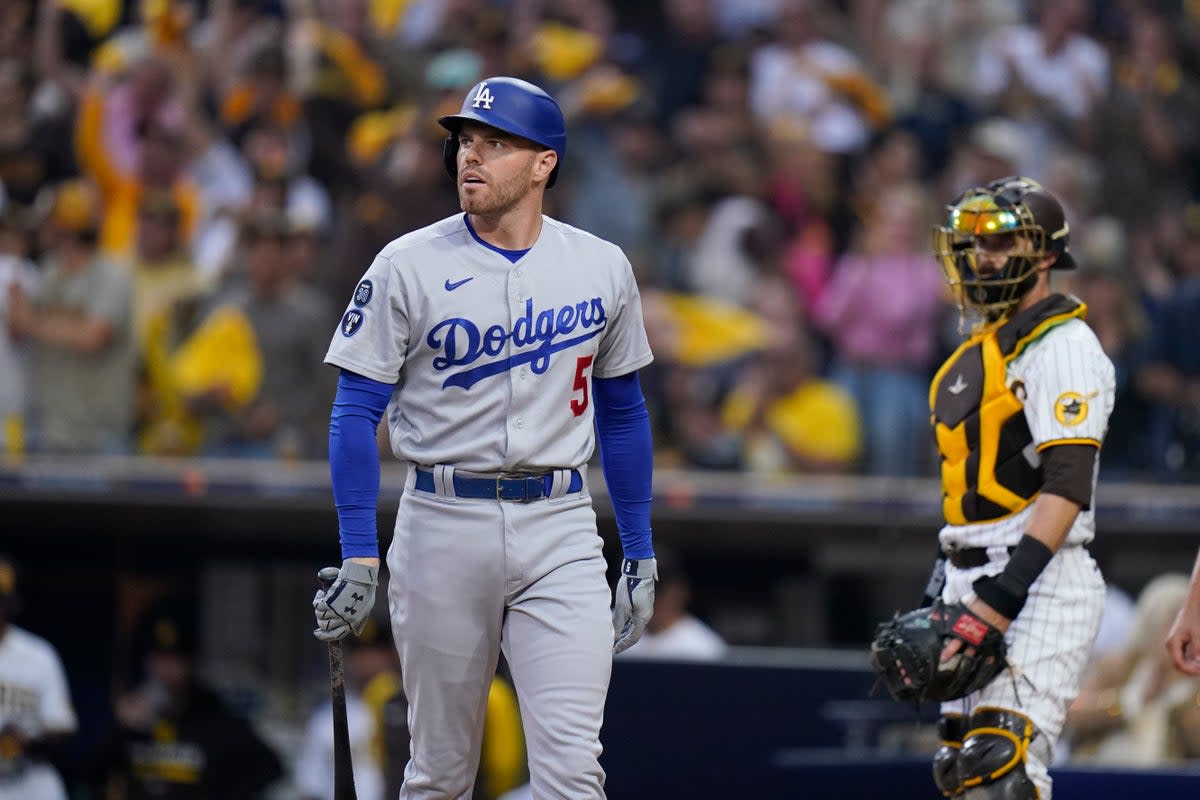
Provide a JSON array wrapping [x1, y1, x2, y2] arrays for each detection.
[[438, 77, 566, 188]]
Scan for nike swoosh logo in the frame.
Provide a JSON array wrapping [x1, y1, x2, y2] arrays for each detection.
[[445, 277, 474, 291]]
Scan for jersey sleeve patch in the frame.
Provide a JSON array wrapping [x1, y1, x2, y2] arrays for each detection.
[[353, 279, 374, 307], [340, 308, 366, 337], [1053, 390, 1095, 426]]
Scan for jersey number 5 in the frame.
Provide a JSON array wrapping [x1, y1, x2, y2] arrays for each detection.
[[571, 355, 594, 417]]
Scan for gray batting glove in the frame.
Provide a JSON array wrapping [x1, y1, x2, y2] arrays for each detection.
[[313, 560, 378, 642], [612, 557, 657, 655]]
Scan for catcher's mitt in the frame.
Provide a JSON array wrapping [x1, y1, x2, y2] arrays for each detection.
[[869, 599, 1008, 703]]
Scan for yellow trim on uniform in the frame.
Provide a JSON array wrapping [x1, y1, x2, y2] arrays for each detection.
[[1035, 438, 1101, 452], [1002, 303, 1088, 366], [962, 707, 1036, 791], [960, 727, 1023, 787]]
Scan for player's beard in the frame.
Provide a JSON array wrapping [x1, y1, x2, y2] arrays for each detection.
[[459, 160, 535, 218]]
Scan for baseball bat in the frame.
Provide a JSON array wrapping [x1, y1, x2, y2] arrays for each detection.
[[318, 568, 358, 800]]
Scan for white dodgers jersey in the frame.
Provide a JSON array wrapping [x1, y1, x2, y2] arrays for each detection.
[[325, 214, 654, 472]]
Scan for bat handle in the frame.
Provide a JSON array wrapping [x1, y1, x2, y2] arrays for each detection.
[[318, 567, 357, 799]]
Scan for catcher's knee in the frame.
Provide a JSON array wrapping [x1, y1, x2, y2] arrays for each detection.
[[958, 707, 1040, 800], [932, 714, 968, 797]]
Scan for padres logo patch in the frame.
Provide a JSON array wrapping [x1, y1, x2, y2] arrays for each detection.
[[1054, 391, 1095, 426]]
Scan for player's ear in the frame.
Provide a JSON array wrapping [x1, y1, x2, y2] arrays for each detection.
[[532, 149, 557, 184]]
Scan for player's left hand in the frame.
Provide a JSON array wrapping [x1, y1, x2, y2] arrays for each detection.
[[313, 560, 378, 641], [939, 594, 1011, 664], [612, 557, 656, 655]]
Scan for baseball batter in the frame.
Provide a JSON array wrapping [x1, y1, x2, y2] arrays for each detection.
[[0, 558, 78, 800], [922, 177, 1114, 799], [311, 77, 657, 800]]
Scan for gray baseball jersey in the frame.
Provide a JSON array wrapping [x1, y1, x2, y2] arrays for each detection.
[[324, 214, 653, 471], [939, 317, 1115, 551]]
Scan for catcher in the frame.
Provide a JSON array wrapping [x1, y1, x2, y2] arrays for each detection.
[[870, 177, 1114, 799]]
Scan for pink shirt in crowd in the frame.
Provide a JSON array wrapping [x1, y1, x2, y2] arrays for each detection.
[[814, 251, 945, 368]]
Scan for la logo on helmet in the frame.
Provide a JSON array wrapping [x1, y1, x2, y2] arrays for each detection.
[[472, 83, 495, 109]]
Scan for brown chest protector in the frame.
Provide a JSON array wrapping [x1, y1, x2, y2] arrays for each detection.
[[931, 295, 1086, 525]]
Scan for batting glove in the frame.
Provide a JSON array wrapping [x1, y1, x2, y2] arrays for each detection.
[[313, 560, 378, 641], [612, 557, 657, 655]]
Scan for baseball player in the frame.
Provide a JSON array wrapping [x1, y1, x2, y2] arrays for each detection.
[[0, 557, 78, 800], [923, 177, 1115, 798], [311, 77, 657, 800]]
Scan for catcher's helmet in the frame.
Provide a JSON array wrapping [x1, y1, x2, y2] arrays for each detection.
[[438, 77, 566, 188], [933, 176, 1076, 318]]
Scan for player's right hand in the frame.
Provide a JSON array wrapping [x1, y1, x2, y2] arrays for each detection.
[[1166, 604, 1200, 676], [313, 561, 378, 641]]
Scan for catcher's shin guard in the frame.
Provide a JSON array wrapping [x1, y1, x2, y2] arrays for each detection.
[[959, 707, 1040, 799], [933, 714, 968, 797]]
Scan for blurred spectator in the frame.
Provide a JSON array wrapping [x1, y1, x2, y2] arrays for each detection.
[[128, 192, 206, 345], [94, 608, 283, 799], [764, 118, 845, 321], [295, 618, 394, 800], [616, 546, 727, 661], [561, 70, 659, 259], [749, 0, 889, 155], [0, 556, 78, 800], [1092, 581, 1138, 660], [720, 330, 860, 474], [813, 182, 944, 476], [644, 0, 723, 127], [75, 71, 203, 263], [297, 615, 525, 800], [1073, 219, 1156, 476], [8, 180, 136, 454], [1091, 9, 1200, 229], [0, 60, 72, 210], [0, 206, 37, 456], [1137, 205, 1200, 477], [199, 211, 334, 459], [970, 0, 1108, 129], [1066, 573, 1200, 766], [289, 2, 389, 192]]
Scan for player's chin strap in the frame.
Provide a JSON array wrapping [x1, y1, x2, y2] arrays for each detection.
[[958, 707, 1043, 799]]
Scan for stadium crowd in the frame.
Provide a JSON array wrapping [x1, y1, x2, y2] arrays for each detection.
[[0, 0, 1198, 481]]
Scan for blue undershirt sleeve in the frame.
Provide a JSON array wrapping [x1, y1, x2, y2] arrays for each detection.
[[329, 369, 394, 559], [592, 372, 654, 560]]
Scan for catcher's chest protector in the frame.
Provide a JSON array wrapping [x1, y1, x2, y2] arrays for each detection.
[[931, 295, 1086, 525]]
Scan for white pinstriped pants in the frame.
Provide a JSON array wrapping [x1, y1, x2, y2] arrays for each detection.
[[941, 545, 1106, 799]]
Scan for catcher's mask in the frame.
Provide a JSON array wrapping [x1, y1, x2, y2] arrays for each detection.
[[933, 176, 1076, 321]]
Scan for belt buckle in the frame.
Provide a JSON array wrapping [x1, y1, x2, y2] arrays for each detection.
[[495, 472, 527, 502]]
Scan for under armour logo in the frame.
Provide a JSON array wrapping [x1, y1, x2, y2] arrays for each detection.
[[471, 82, 495, 109], [351, 592, 365, 603], [948, 374, 968, 395]]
